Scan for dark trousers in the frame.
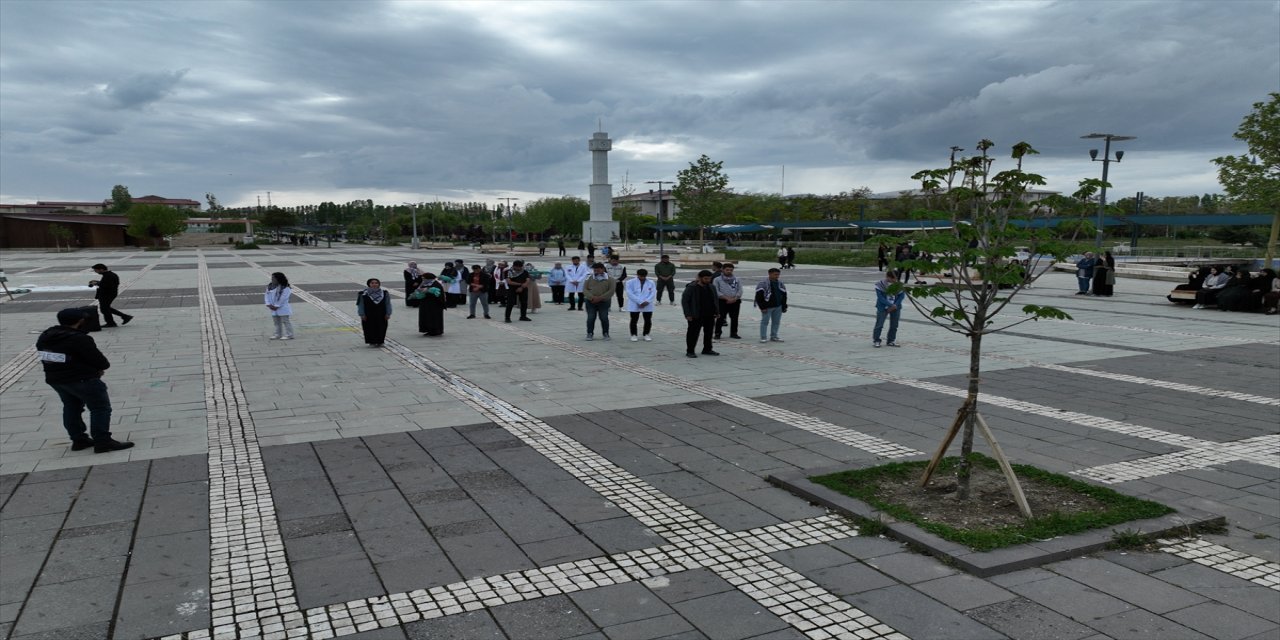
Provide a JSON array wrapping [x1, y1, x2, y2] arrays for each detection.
[[630, 311, 652, 336], [569, 292, 584, 309], [715, 300, 741, 337], [615, 281, 626, 307], [551, 285, 565, 304], [656, 278, 675, 302], [558, 247, 566, 256], [504, 288, 528, 320], [491, 288, 508, 306], [686, 316, 715, 354], [98, 295, 129, 325], [49, 378, 113, 442]]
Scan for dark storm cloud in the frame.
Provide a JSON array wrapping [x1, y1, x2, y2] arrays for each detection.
[[1, 0, 1276, 206]]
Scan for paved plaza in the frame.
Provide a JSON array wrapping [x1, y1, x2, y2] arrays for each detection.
[[0, 245, 1277, 640]]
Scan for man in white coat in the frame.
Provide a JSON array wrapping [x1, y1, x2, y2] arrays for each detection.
[[564, 255, 590, 311], [625, 268, 657, 342]]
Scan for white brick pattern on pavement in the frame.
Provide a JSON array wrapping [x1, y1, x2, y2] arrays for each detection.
[[1159, 538, 1280, 590]]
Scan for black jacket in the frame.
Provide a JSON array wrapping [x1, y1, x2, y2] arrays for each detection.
[[36, 325, 110, 383], [94, 270, 120, 299], [681, 281, 718, 318]]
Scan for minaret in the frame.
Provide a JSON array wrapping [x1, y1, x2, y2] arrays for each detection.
[[583, 129, 620, 245]]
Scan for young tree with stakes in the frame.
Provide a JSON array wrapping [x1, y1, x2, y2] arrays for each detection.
[[889, 140, 1083, 516]]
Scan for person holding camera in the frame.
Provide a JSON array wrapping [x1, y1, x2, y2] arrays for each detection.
[[37, 308, 134, 453], [89, 263, 133, 327]]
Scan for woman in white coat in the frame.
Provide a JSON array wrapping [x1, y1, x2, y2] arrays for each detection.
[[265, 272, 294, 340], [625, 268, 657, 341], [563, 256, 590, 311]]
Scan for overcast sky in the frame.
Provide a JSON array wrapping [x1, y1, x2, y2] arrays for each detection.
[[1, 0, 1277, 210]]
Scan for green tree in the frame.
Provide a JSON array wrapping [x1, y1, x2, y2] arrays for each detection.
[[48, 224, 75, 251], [614, 178, 644, 243], [524, 196, 589, 238], [205, 192, 223, 212], [894, 140, 1080, 512], [673, 154, 731, 241], [108, 184, 132, 214], [259, 208, 297, 240], [125, 204, 188, 247], [1213, 92, 1280, 264]]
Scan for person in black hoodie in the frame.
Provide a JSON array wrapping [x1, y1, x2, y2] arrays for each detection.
[[36, 308, 134, 453], [90, 263, 133, 327]]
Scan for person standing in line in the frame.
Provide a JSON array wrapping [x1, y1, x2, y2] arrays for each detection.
[[583, 262, 614, 340], [587, 241, 596, 264], [653, 254, 677, 305], [873, 270, 904, 348], [415, 273, 446, 336], [440, 261, 461, 308], [1075, 252, 1098, 295], [504, 260, 533, 323], [577, 239, 586, 256], [564, 255, 590, 310], [265, 272, 294, 340], [625, 268, 656, 342], [712, 262, 743, 340], [605, 255, 628, 308], [357, 278, 392, 347], [465, 265, 493, 319], [37, 308, 134, 453], [557, 237, 567, 257], [525, 262, 544, 313], [547, 262, 567, 305], [482, 259, 497, 277], [537, 239, 547, 256], [785, 246, 796, 270], [403, 261, 423, 307], [491, 260, 509, 307], [682, 269, 720, 358], [1092, 250, 1116, 297], [755, 267, 788, 343], [89, 264, 133, 327]]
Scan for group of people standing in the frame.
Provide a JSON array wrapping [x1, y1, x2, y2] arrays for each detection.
[[1074, 251, 1117, 296]]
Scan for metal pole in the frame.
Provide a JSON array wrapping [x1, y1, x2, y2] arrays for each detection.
[[409, 203, 420, 250], [1096, 136, 1110, 250]]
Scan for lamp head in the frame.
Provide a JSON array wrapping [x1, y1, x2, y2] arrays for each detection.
[[1089, 149, 1099, 161], [1115, 150, 1125, 161]]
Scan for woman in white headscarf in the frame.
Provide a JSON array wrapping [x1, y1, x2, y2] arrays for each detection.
[[357, 278, 392, 346]]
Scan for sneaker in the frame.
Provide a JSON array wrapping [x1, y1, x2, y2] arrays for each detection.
[[686, 352, 697, 358], [643, 335, 652, 342], [484, 315, 492, 319], [281, 336, 294, 340], [94, 439, 135, 453], [269, 336, 282, 340], [586, 334, 594, 341], [70, 438, 94, 451], [730, 335, 741, 339], [887, 341, 901, 347], [770, 337, 784, 342], [1192, 304, 1203, 309], [701, 350, 720, 356], [760, 338, 769, 343], [121, 315, 134, 325], [505, 319, 512, 323], [602, 335, 611, 341], [466, 315, 476, 319], [520, 317, 532, 321], [630, 336, 639, 342], [873, 340, 882, 348]]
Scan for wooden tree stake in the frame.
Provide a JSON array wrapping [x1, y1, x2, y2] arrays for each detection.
[[919, 400, 970, 487], [975, 412, 1033, 519]]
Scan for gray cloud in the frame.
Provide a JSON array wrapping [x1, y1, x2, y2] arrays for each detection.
[[1, 0, 1276, 207]]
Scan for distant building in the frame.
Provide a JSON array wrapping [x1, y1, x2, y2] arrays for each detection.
[[612, 189, 681, 221], [0, 194, 202, 247]]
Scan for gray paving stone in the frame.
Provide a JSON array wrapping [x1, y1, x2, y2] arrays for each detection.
[[37, 529, 132, 585], [414, 499, 490, 528], [284, 529, 364, 562], [430, 517, 499, 539], [405, 487, 469, 505], [602, 613, 696, 640], [1164, 602, 1277, 640], [643, 570, 733, 605], [111, 574, 209, 640], [341, 489, 421, 531], [0, 479, 81, 519], [770, 543, 858, 573], [671, 590, 789, 640], [735, 487, 825, 521], [691, 497, 780, 531], [1149, 563, 1280, 623], [1007, 574, 1136, 622], [291, 552, 385, 609], [0, 552, 45, 606], [270, 476, 346, 520], [358, 523, 441, 563], [428, 443, 501, 476], [145, 455, 208, 486], [1085, 608, 1213, 640], [123, 529, 209, 585], [12, 574, 119, 636], [409, 427, 473, 450], [375, 554, 461, 593], [968, 597, 1092, 640], [472, 494, 576, 544], [0, 528, 57, 558], [1049, 557, 1208, 614], [16, 466, 87, 485], [405, 609, 508, 639], [913, 573, 1018, 611], [571, 581, 675, 627], [261, 443, 330, 480], [521, 534, 604, 566], [9, 620, 109, 640], [0, 513, 65, 537], [801, 562, 898, 597], [134, 480, 209, 538], [438, 529, 534, 579], [863, 551, 959, 584], [344, 626, 409, 639], [577, 517, 663, 554], [490, 594, 597, 640], [641, 471, 721, 499], [1101, 549, 1192, 574], [281, 512, 353, 539]]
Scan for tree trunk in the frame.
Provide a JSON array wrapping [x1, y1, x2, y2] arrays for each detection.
[[956, 328, 983, 500]]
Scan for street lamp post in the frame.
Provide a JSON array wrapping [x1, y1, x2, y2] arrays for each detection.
[[645, 180, 670, 257], [499, 197, 519, 249], [1081, 133, 1134, 249], [403, 202, 420, 250]]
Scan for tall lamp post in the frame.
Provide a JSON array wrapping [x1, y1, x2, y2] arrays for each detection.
[[403, 202, 420, 250], [499, 197, 519, 249], [645, 180, 670, 257], [1081, 133, 1134, 249]]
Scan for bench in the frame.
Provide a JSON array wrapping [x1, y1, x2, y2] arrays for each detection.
[[511, 247, 541, 256], [479, 244, 508, 253], [422, 243, 456, 250], [1167, 289, 1197, 304]]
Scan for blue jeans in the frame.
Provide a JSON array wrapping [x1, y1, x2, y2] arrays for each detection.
[[760, 306, 782, 340], [585, 300, 610, 336], [49, 378, 113, 441], [874, 307, 900, 342], [1077, 276, 1091, 293]]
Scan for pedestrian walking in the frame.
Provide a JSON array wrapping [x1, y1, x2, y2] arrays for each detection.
[[682, 270, 719, 357], [654, 254, 677, 305], [547, 262, 567, 304], [357, 278, 391, 346], [712, 263, 743, 339], [786, 246, 796, 269], [414, 273, 446, 335], [504, 260, 533, 322], [89, 264, 133, 327], [605, 255, 628, 308], [37, 308, 134, 453], [873, 271, 904, 348], [265, 272, 294, 340], [564, 256, 590, 310], [755, 268, 788, 343], [583, 262, 614, 340], [625, 268, 656, 341], [465, 265, 493, 319]]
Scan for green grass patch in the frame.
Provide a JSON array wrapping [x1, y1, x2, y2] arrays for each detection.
[[726, 248, 876, 267], [811, 454, 1175, 551]]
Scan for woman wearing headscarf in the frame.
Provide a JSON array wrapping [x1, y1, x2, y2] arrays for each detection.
[[547, 262, 567, 304], [525, 262, 544, 313], [403, 262, 423, 307], [440, 262, 460, 308], [415, 273, 446, 336], [264, 272, 294, 340], [357, 278, 392, 346]]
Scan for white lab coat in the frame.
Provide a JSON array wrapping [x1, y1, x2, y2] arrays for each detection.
[[564, 263, 591, 293], [624, 278, 656, 312], [264, 286, 293, 316]]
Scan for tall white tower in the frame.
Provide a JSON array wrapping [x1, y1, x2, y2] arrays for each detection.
[[583, 129, 620, 245]]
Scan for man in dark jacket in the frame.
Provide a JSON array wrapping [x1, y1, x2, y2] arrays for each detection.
[[681, 270, 720, 358], [90, 263, 133, 327], [37, 308, 134, 453]]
